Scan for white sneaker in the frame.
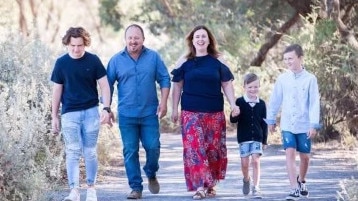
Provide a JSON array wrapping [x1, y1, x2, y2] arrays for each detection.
[[64, 189, 80, 201], [86, 188, 97, 201], [252, 186, 263, 199], [297, 176, 309, 197], [285, 188, 300, 200]]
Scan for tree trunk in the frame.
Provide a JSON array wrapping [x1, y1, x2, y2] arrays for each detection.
[[332, 0, 358, 50], [250, 12, 300, 66], [250, 0, 313, 66]]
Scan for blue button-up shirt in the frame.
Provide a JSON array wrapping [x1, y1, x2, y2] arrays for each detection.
[[266, 69, 320, 133], [107, 47, 170, 117]]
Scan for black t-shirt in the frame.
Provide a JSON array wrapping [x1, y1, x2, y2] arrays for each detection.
[[51, 52, 106, 114]]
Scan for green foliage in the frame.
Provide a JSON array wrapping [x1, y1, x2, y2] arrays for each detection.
[[124, 0, 297, 69], [97, 0, 358, 141], [99, 0, 123, 31], [314, 19, 336, 44], [283, 12, 358, 141]]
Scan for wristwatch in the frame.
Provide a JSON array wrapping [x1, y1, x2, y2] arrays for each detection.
[[103, 107, 111, 113]]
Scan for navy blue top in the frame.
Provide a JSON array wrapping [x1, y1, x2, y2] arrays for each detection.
[[51, 52, 107, 114], [171, 55, 234, 112], [230, 97, 268, 144]]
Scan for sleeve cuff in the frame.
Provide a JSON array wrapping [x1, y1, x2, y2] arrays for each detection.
[[310, 123, 321, 130], [264, 119, 276, 125]]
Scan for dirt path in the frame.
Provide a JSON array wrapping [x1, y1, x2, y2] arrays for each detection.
[[48, 133, 358, 201]]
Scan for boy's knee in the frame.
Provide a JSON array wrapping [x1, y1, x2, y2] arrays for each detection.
[[84, 147, 97, 159]]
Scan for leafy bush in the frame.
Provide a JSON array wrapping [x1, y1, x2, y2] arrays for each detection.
[[281, 12, 358, 143], [0, 33, 64, 200]]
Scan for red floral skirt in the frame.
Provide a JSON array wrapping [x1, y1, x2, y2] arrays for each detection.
[[180, 110, 228, 191]]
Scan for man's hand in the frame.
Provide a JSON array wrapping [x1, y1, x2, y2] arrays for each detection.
[[157, 103, 167, 119]]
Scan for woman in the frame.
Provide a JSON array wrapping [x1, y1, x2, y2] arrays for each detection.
[[171, 25, 239, 200]]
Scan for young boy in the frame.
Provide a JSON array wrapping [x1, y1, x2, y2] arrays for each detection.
[[266, 44, 320, 200], [230, 73, 268, 199]]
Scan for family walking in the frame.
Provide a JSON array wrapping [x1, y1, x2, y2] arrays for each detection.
[[51, 25, 320, 201]]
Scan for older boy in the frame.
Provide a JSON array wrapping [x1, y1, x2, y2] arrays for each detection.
[[266, 44, 320, 200]]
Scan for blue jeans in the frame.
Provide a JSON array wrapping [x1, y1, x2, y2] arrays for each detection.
[[282, 131, 311, 153], [118, 114, 160, 192], [61, 106, 100, 189]]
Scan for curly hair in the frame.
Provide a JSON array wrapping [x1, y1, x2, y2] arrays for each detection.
[[62, 27, 91, 46]]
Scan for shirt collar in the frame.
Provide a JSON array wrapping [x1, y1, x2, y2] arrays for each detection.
[[244, 94, 259, 103], [289, 67, 306, 78]]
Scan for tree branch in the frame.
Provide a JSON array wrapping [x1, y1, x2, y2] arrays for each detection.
[[332, 0, 358, 50], [250, 12, 300, 66]]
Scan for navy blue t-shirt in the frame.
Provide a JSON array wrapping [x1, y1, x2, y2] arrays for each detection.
[[171, 55, 234, 112], [51, 52, 106, 114]]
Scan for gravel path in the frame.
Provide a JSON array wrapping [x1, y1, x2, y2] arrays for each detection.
[[48, 133, 358, 201]]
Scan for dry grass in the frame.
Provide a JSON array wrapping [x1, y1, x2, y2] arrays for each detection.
[[337, 178, 358, 201]]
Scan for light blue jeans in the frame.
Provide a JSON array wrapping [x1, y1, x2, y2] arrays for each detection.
[[61, 106, 100, 189], [118, 114, 160, 192]]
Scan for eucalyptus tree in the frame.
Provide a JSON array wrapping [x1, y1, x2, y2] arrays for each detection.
[[99, 0, 358, 139], [100, 0, 357, 66]]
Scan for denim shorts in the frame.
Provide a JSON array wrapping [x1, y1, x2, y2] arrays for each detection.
[[282, 131, 311, 153], [239, 141, 263, 157]]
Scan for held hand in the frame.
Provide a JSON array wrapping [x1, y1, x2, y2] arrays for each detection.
[[263, 144, 268, 150], [171, 110, 179, 124], [307, 128, 317, 139], [157, 104, 167, 119], [231, 105, 240, 117], [268, 124, 276, 133]]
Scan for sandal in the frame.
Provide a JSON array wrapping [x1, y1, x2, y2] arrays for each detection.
[[192, 190, 206, 200], [206, 188, 216, 197]]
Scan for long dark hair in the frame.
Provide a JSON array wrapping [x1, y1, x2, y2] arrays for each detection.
[[185, 25, 220, 59]]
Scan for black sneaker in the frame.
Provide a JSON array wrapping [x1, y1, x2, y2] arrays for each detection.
[[297, 176, 309, 197], [285, 188, 300, 201], [242, 178, 250, 196]]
